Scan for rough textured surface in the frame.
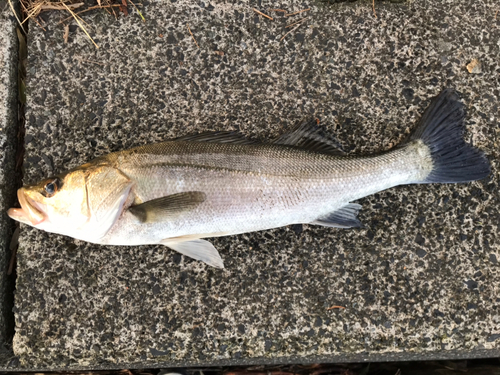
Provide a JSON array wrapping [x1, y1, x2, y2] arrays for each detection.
[[12, 0, 500, 369], [0, 0, 18, 355]]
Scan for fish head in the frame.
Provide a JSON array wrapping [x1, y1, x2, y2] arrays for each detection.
[[7, 169, 90, 234], [7, 164, 133, 241]]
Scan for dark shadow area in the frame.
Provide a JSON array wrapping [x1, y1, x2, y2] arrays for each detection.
[[4, 359, 500, 375], [0, 0, 25, 363]]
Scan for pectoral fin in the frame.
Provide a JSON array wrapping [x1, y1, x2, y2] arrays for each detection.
[[129, 191, 206, 223], [311, 203, 363, 228], [162, 239, 224, 269]]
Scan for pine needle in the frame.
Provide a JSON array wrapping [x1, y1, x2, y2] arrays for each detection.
[[286, 16, 308, 28], [252, 8, 272, 20], [7, 0, 26, 33], [327, 305, 346, 310], [22, 3, 43, 25], [285, 8, 310, 17], [57, 4, 122, 25], [41, 2, 83, 10], [128, 0, 145, 22], [61, 2, 99, 48]]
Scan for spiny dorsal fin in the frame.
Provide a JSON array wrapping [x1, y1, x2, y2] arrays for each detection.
[[311, 203, 363, 228], [129, 191, 206, 223], [273, 118, 345, 155], [175, 131, 256, 145]]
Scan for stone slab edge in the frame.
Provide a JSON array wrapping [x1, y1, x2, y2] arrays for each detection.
[[1, 348, 500, 371], [0, 0, 19, 359]]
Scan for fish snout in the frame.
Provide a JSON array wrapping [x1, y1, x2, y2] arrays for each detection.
[[7, 188, 45, 226]]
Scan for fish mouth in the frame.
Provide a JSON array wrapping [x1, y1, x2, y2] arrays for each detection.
[[7, 189, 46, 226]]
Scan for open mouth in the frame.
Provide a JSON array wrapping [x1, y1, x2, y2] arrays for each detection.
[[7, 189, 45, 226]]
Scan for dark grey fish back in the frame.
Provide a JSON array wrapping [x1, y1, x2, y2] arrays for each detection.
[[117, 141, 352, 178]]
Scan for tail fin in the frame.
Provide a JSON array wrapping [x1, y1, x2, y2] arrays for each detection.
[[410, 89, 490, 183]]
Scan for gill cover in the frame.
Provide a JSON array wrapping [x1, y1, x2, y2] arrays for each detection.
[[80, 165, 133, 241]]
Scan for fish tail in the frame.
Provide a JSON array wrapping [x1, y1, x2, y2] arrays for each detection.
[[410, 89, 490, 183]]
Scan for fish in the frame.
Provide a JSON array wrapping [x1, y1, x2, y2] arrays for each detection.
[[7, 89, 490, 268]]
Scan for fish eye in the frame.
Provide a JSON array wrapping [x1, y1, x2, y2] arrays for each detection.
[[43, 178, 60, 197]]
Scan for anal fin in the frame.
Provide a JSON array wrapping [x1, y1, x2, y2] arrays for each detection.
[[161, 239, 224, 269], [311, 203, 363, 228]]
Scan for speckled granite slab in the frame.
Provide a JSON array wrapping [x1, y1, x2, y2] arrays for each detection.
[[12, 0, 500, 369], [0, 0, 18, 357]]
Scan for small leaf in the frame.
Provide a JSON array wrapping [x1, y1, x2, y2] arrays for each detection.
[[18, 78, 26, 104], [120, 0, 129, 16], [16, 28, 27, 61]]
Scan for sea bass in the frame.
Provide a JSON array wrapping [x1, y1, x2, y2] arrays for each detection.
[[8, 90, 490, 268]]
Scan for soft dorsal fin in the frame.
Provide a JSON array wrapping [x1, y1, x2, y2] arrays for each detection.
[[129, 191, 206, 223], [311, 203, 363, 228], [273, 118, 345, 155], [175, 131, 256, 145]]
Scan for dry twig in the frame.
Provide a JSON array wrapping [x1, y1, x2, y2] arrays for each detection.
[[372, 0, 377, 18], [280, 22, 303, 42], [187, 23, 199, 48], [252, 8, 273, 20], [285, 8, 309, 17]]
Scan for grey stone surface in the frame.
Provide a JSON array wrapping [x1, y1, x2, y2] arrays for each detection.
[[12, 0, 500, 369], [0, 0, 18, 356]]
